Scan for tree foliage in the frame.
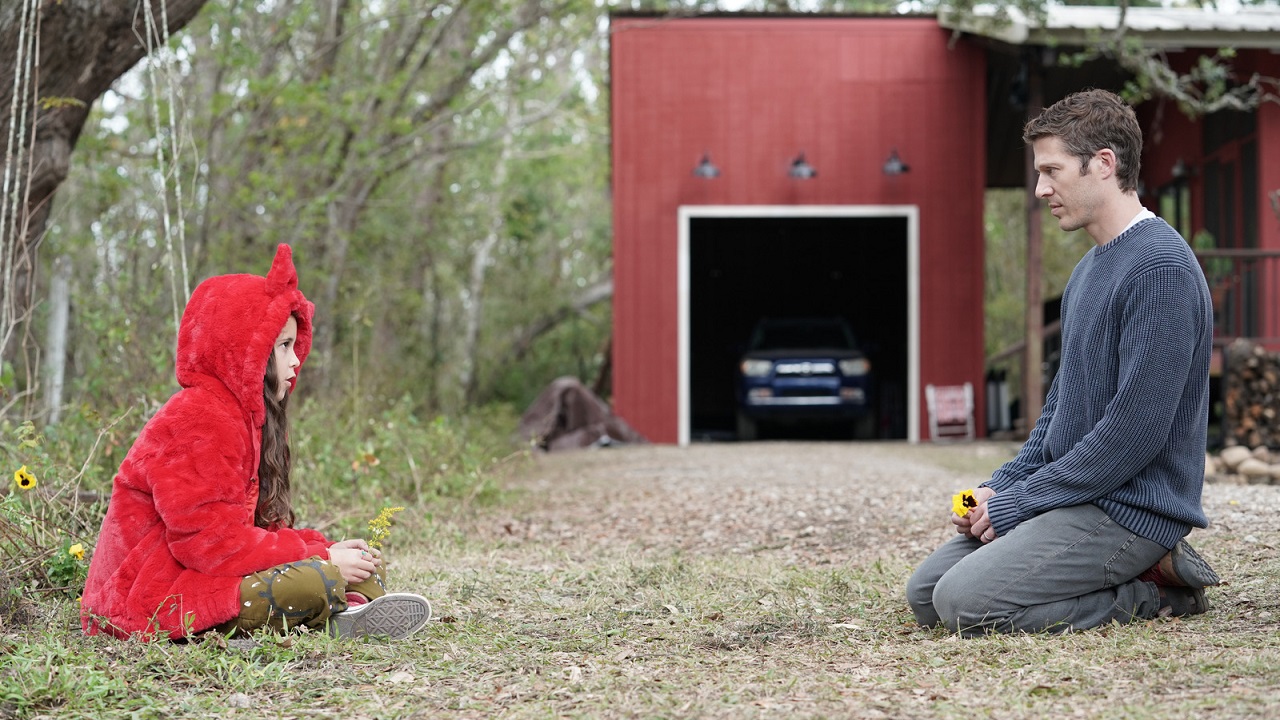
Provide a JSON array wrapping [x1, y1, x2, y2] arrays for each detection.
[[16, 0, 614, 428], [6, 0, 1280, 435], [983, 190, 1093, 358], [0, 0, 210, 414]]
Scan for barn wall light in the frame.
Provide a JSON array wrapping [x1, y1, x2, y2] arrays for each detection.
[[789, 152, 817, 179], [883, 148, 910, 175], [692, 153, 720, 179]]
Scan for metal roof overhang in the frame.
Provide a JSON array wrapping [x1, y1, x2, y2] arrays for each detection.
[[941, 5, 1280, 188], [939, 6, 1280, 50]]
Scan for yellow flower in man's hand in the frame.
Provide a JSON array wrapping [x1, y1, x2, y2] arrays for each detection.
[[952, 489, 977, 517], [13, 465, 36, 491], [69, 543, 86, 561]]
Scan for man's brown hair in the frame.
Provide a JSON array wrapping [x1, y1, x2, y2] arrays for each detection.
[[1023, 88, 1142, 193]]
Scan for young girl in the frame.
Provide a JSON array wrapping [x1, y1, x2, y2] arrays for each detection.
[[82, 244, 430, 641]]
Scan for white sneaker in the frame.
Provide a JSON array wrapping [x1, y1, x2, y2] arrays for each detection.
[[329, 593, 432, 640]]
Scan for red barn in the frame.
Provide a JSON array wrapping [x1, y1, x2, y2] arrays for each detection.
[[609, 9, 1280, 445]]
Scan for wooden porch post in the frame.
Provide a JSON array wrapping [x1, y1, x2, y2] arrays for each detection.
[[1023, 53, 1045, 430]]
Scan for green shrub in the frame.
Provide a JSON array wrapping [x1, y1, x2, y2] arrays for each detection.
[[1, 421, 97, 611], [290, 396, 525, 540], [2, 399, 524, 624]]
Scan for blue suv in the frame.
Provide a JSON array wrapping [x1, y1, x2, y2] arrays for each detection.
[[735, 316, 875, 440]]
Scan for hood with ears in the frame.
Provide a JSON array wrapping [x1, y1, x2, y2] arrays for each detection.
[[175, 244, 315, 429]]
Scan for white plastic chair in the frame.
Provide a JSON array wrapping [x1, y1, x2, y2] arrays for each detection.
[[926, 382, 975, 441]]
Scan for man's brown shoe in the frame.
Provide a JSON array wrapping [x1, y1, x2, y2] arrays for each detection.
[[1138, 539, 1220, 588]]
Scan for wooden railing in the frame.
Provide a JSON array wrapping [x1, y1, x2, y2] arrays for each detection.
[[983, 248, 1280, 438], [1194, 248, 1280, 349]]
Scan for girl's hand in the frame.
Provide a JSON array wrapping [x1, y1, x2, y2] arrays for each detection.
[[330, 547, 376, 583], [331, 538, 383, 564], [329, 539, 381, 583]]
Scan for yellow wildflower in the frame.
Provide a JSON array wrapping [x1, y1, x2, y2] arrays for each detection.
[[69, 543, 86, 561], [13, 465, 36, 491], [951, 489, 977, 518], [367, 506, 406, 549]]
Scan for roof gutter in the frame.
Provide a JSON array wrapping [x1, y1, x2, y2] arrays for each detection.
[[938, 5, 1280, 50]]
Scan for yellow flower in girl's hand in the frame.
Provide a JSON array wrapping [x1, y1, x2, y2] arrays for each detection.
[[952, 489, 978, 517], [367, 506, 406, 549]]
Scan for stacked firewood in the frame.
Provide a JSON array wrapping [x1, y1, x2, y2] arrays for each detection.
[[1223, 339, 1280, 450]]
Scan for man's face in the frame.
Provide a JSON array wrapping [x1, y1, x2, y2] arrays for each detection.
[[1032, 136, 1104, 233]]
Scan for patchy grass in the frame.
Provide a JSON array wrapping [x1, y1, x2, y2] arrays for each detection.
[[912, 440, 1026, 479], [5, 441, 1280, 719]]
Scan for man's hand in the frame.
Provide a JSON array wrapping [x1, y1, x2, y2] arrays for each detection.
[[952, 486, 997, 542]]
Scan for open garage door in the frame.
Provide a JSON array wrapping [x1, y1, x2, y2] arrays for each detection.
[[678, 206, 919, 445]]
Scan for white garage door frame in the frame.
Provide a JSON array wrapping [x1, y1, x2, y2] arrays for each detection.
[[677, 205, 921, 446]]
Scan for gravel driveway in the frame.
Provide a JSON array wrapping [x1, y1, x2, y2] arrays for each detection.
[[493, 440, 1280, 590], [404, 439, 1280, 718]]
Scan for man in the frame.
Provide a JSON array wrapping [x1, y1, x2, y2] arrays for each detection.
[[907, 89, 1220, 636]]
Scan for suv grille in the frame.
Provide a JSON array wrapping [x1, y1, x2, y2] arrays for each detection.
[[774, 361, 836, 377]]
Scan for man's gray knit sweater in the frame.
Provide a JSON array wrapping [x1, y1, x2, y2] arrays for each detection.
[[983, 217, 1212, 550]]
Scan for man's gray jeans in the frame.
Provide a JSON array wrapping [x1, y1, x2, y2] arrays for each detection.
[[906, 503, 1167, 636]]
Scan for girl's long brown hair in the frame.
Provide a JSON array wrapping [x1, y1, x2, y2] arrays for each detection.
[[256, 341, 295, 529]]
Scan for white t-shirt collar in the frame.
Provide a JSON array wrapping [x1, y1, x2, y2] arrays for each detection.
[[1120, 208, 1156, 235]]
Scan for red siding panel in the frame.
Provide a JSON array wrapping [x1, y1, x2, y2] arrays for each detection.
[[612, 17, 988, 442], [1250, 55, 1280, 346]]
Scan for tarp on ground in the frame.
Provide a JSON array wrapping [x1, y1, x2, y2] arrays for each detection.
[[518, 376, 647, 451]]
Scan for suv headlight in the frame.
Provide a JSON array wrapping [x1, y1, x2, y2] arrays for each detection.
[[740, 359, 773, 377], [839, 358, 870, 376]]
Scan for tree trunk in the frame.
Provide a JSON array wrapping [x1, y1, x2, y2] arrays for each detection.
[[502, 278, 613, 366], [43, 255, 70, 424], [0, 0, 211, 365], [460, 121, 513, 405], [412, 153, 449, 414]]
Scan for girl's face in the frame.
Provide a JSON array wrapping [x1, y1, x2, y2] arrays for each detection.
[[272, 316, 300, 401]]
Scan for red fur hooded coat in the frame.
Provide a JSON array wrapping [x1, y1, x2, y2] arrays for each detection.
[[82, 244, 331, 639]]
